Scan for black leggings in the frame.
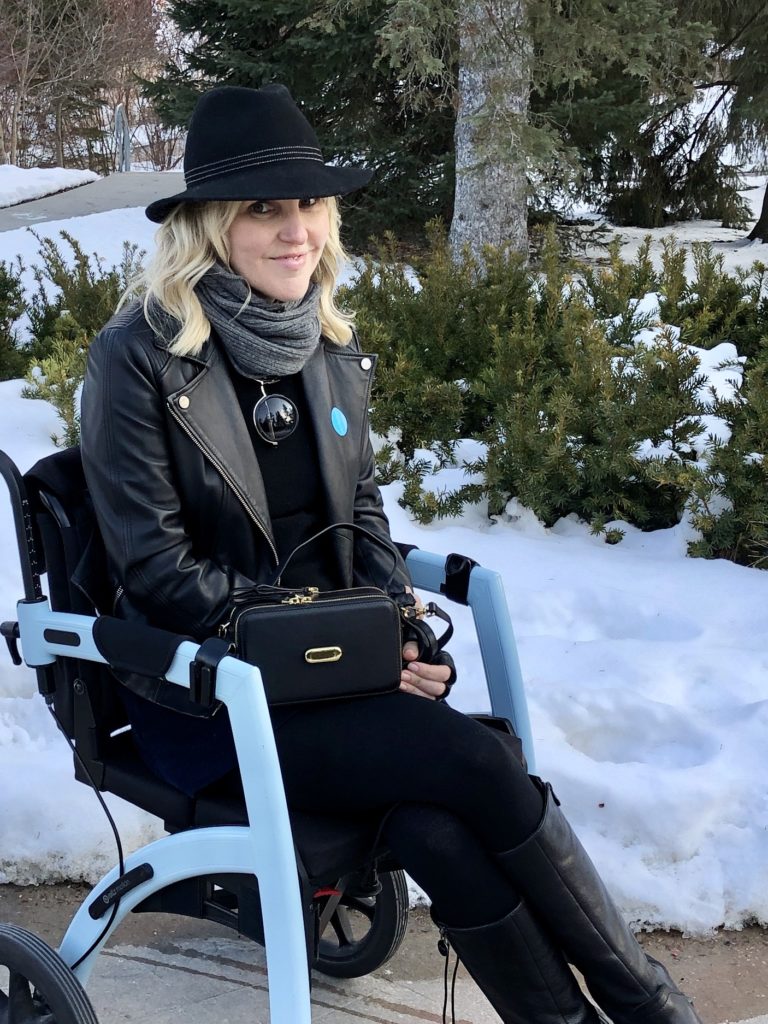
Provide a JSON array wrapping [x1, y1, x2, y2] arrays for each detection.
[[273, 691, 544, 928]]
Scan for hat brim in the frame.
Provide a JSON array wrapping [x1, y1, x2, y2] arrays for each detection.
[[146, 162, 373, 223]]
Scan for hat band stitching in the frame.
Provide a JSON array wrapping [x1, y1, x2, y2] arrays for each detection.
[[186, 145, 323, 178], [185, 153, 326, 186], [189, 146, 323, 175]]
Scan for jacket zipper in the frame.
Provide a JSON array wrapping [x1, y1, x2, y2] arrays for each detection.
[[169, 401, 278, 566]]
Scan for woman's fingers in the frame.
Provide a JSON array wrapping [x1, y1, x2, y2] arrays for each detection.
[[400, 656, 452, 699]]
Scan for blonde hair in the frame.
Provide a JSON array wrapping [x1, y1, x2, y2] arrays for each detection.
[[123, 197, 354, 356]]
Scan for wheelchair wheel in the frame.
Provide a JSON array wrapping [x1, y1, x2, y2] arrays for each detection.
[[314, 868, 409, 979], [0, 924, 98, 1024]]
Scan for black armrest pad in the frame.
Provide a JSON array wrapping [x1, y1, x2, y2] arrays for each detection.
[[93, 616, 192, 678]]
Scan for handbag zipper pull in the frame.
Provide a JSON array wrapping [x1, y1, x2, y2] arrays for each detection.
[[282, 587, 319, 604]]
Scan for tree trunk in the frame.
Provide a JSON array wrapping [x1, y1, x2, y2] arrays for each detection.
[[9, 92, 21, 166], [747, 182, 768, 242], [54, 97, 65, 166], [0, 109, 8, 165], [450, 0, 529, 267]]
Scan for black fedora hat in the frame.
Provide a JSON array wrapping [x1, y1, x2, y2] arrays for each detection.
[[145, 84, 372, 223]]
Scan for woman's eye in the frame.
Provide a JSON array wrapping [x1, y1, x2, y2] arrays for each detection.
[[301, 197, 321, 209], [247, 202, 272, 215]]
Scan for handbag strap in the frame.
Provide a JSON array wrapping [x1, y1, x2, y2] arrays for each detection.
[[272, 521, 400, 588]]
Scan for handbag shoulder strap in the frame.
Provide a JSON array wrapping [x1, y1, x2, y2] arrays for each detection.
[[272, 521, 399, 588]]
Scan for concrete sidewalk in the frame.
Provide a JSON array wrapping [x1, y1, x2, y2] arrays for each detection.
[[2, 884, 767, 1023], [0, 172, 183, 232]]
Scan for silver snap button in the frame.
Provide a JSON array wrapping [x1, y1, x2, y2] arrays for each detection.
[[360, 357, 372, 370], [178, 395, 190, 409]]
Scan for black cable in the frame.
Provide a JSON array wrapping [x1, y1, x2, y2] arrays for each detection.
[[442, 941, 449, 1024], [450, 952, 459, 1024], [437, 929, 450, 1024], [47, 702, 126, 970]]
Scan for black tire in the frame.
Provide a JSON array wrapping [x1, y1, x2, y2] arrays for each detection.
[[0, 924, 98, 1024], [314, 869, 409, 979]]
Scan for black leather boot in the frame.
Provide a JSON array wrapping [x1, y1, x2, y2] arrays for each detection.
[[497, 780, 703, 1024], [434, 902, 603, 1024]]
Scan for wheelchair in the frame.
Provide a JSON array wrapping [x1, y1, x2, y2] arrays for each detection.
[[0, 444, 535, 1023]]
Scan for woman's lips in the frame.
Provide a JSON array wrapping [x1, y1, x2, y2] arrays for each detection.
[[272, 253, 309, 268]]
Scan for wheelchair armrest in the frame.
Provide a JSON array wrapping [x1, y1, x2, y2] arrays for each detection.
[[404, 548, 537, 772], [92, 617, 229, 711], [92, 615, 193, 678]]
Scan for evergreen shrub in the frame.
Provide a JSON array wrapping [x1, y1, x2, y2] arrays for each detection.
[[26, 232, 144, 363], [19, 234, 144, 445], [23, 314, 89, 448], [0, 259, 29, 382], [344, 225, 768, 567], [687, 342, 768, 568]]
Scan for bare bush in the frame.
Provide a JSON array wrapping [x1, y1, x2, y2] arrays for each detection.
[[0, 0, 185, 172]]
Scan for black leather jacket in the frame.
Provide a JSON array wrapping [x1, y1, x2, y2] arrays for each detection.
[[80, 300, 411, 642]]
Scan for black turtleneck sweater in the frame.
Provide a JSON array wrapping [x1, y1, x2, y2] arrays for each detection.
[[229, 369, 340, 591]]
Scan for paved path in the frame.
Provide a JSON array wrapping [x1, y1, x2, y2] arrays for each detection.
[[0, 172, 183, 232], [2, 884, 767, 1023]]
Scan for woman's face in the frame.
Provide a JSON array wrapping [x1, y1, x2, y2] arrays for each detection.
[[227, 197, 330, 302]]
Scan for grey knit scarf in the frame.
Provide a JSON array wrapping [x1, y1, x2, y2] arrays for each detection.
[[195, 263, 321, 378]]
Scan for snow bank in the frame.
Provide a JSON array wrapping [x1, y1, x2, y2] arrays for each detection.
[[0, 166, 100, 209]]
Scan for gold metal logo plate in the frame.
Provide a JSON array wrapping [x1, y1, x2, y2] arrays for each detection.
[[305, 646, 343, 664]]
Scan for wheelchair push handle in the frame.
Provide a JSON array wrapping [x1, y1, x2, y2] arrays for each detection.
[[0, 449, 44, 602]]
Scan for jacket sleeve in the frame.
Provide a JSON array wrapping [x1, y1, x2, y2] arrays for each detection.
[[81, 327, 254, 638]]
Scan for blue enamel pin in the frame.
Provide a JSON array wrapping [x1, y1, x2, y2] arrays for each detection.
[[331, 407, 348, 436]]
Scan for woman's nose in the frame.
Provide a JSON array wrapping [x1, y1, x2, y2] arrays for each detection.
[[279, 207, 309, 243]]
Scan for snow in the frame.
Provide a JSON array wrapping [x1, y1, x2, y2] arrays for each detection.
[[0, 166, 100, 209], [583, 174, 768, 278], [1, 203, 767, 936]]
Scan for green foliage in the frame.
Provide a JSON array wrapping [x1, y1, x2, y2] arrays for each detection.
[[659, 245, 768, 361], [22, 313, 89, 448], [477, 302, 703, 532], [16, 233, 145, 444], [26, 232, 144, 362], [687, 344, 768, 568], [351, 226, 768, 568], [341, 219, 532, 453], [0, 259, 29, 382], [579, 235, 768, 361], [148, 0, 767, 245]]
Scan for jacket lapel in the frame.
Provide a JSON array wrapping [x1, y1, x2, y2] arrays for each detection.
[[302, 342, 374, 523], [166, 344, 276, 550]]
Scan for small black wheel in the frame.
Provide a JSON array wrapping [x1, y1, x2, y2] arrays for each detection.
[[0, 924, 98, 1024], [314, 868, 409, 979]]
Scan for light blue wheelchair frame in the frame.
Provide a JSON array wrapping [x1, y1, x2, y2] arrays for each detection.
[[12, 550, 534, 1023]]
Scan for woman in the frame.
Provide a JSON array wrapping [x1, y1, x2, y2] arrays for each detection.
[[80, 84, 703, 1024]]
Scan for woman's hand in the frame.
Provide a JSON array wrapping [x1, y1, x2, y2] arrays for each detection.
[[400, 642, 452, 699]]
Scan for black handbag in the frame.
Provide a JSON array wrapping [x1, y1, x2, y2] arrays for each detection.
[[220, 523, 452, 706]]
